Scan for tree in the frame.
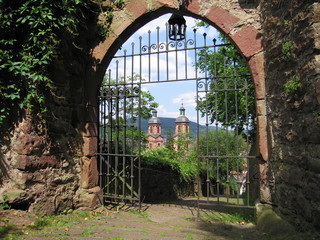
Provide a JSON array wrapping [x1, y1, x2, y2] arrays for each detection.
[[165, 129, 175, 151], [102, 74, 158, 120], [196, 33, 256, 137], [100, 74, 159, 154], [197, 129, 249, 194]]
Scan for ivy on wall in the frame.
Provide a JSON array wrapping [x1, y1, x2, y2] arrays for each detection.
[[0, 0, 121, 128]]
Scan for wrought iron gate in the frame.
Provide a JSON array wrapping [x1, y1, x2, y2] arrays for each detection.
[[98, 78, 141, 204], [97, 19, 256, 206]]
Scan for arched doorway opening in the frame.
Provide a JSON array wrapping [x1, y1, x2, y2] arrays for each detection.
[[94, 11, 265, 207]]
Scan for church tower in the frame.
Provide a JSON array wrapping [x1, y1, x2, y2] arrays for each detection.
[[147, 110, 164, 148], [174, 104, 190, 151]]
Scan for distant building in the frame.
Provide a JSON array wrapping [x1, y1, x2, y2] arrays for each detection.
[[146, 110, 164, 148], [173, 104, 190, 151], [147, 105, 190, 150]]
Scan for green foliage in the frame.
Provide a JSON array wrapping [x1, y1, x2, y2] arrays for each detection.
[[30, 218, 51, 229], [0, 224, 23, 239], [284, 75, 301, 95], [81, 230, 94, 237], [0, 0, 92, 126], [282, 41, 294, 60], [198, 130, 248, 158], [196, 33, 256, 136], [203, 208, 254, 224], [113, 0, 125, 8], [165, 129, 175, 151], [141, 147, 197, 182], [0, 0, 120, 127], [175, 132, 193, 156], [102, 74, 159, 120], [100, 74, 158, 154], [0, 195, 11, 210], [198, 130, 249, 193]]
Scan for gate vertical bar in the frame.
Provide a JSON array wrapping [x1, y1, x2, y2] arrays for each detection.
[[157, 26, 160, 82], [138, 82, 142, 208], [213, 38, 220, 203], [107, 70, 112, 198], [203, 33, 210, 203], [234, 61, 240, 204], [115, 60, 120, 197], [122, 50, 127, 198], [223, 53, 230, 203]]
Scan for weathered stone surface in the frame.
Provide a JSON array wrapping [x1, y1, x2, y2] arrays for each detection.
[[205, 6, 240, 34], [80, 157, 98, 189], [262, 0, 320, 232], [257, 116, 269, 162], [307, 157, 320, 173], [256, 203, 295, 236], [248, 52, 265, 100], [151, 0, 176, 11], [230, 26, 262, 58], [11, 133, 44, 155], [29, 197, 56, 216], [185, 0, 200, 15], [83, 137, 98, 156], [125, 0, 148, 19], [73, 189, 100, 209], [256, 99, 266, 116], [83, 122, 98, 137], [1, 188, 26, 204], [14, 155, 58, 171]]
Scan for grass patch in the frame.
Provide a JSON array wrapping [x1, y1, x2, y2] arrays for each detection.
[[202, 207, 254, 224], [81, 230, 94, 237], [0, 224, 24, 240], [185, 233, 194, 240], [127, 209, 149, 218]]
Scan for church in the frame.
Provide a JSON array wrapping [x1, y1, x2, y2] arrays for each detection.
[[147, 104, 190, 149]]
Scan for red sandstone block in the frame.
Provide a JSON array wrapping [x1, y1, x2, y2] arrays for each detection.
[[152, 0, 176, 10], [185, 0, 200, 15], [249, 52, 266, 100], [126, 0, 148, 19], [80, 157, 99, 189], [92, 32, 118, 63], [83, 122, 98, 138], [112, 16, 134, 38], [257, 115, 269, 162], [256, 99, 267, 116], [83, 137, 98, 156], [15, 155, 58, 171], [230, 26, 263, 58], [205, 6, 240, 34]]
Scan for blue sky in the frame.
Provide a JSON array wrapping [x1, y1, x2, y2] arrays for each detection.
[[107, 14, 220, 124]]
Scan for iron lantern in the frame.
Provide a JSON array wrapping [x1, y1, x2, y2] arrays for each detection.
[[168, 14, 186, 41]]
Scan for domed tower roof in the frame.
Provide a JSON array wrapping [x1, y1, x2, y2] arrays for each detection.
[[175, 104, 189, 123], [148, 110, 161, 124]]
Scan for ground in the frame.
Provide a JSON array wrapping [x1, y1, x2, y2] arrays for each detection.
[[0, 198, 317, 240]]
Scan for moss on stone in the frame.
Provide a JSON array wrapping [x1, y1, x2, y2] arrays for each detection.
[[257, 206, 295, 236]]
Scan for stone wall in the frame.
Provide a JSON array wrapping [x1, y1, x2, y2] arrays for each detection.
[[0, 8, 101, 214], [261, 0, 320, 231]]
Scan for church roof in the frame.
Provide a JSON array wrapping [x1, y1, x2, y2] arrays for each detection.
[[148, 110, 161, 124], [175, 105, 189, 123]]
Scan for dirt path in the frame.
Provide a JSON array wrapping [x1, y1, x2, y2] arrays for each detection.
[[0, 199, 303, 240]]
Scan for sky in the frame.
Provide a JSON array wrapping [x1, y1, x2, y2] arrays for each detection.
[[107, 14, 221, 124]]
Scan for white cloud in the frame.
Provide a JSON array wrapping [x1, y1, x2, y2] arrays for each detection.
[[172, 91, 196, 107], [157, 104, 179, 118]]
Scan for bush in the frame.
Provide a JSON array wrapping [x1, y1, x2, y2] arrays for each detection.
[[141, 147, 197, 182]]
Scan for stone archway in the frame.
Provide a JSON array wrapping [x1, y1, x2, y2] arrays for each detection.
[[81, 0, 269, 205], [0, 0, 269, 214]]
